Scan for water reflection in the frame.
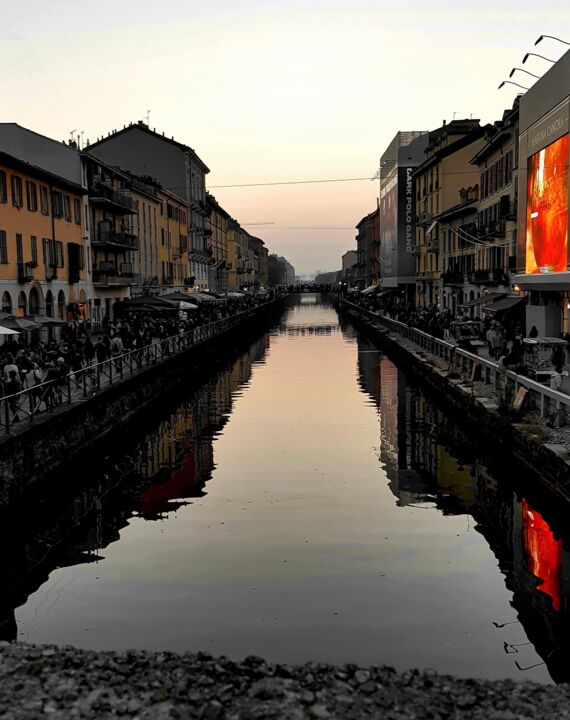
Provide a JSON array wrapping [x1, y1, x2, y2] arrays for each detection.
[[0, 334, 269, 642], [357, 334, 569, 683], [3, 296, 570, 684]]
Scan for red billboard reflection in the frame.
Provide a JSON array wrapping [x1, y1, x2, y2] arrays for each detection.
[[526, 133, 569, 274], [521, 499, 562, 612]]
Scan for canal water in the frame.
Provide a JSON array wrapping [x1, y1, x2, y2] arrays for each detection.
[[3, 295, 568, 684]]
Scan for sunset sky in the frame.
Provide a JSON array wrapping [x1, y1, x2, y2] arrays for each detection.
[[2, 0, 569, 274]]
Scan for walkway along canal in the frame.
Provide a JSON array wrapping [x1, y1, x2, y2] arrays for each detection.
[[4, 295, 570, 684], [338, 299, 570, 504], [0, 295, 287, 503]]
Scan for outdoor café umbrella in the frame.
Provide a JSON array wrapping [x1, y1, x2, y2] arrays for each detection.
[[0, 326, 20, 335], [160, 292, 199, 305], [28, 315, 66, 326], [0, 315, 40, 331]]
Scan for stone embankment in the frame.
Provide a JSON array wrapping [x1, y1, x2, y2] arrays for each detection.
[[2, 642, 570, 720], [0, 297, 287, 505], [338, 301, 570, 503]]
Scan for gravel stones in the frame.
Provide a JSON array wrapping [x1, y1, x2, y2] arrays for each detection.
[[1, 642, 570, 719]]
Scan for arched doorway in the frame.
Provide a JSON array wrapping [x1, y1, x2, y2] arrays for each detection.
[[45, 290, 54, 318], [29, 285, 42, 315], [57, 290, 66, 321], [17, 291, 27, 317], [1, 292, 12, 314]]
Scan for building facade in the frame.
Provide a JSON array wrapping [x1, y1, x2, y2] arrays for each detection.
[[513, 48, 570, 336], [0, 124, 89, 323], [378, 131, 428, 303], [86, 122, 211, 290], [205, 193, 230, 294], [414, 119, 489, 307], [355, 209, 379, 289]]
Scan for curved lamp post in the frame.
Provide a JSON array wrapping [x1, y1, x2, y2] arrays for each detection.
[[522, 52, 555, 65], [509, 67, 540, 79], [498, 80, 529, 91], [535, 35, 570, 47]]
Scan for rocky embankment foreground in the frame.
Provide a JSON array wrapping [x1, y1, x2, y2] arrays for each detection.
[[1, 643, 569, 719]]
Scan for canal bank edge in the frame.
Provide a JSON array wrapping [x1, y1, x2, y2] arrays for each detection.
[[338, 301, 570, 505], [0, 297, 288, 506], [0, 641, 568, 719]]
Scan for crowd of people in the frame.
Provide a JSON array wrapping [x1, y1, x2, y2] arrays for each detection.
[[0, 293, 272, 402], [348, 291, 569, 381]]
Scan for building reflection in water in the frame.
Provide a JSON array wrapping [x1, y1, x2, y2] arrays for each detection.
[[356, 336, 570, 684], [0, 334, 269, 643]]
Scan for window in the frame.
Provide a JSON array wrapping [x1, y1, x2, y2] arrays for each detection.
[[0, 171, 6, 203], [26, 180, 38, 211], [11, 175, 23, 207], [40, 186, 49, 215], [16, 233, 23, 265], [52, 191, 64, 218], [73, 198, 81, 225], [1, 291, 12, 313], [56, 241, 64, 267], [43, 237, 56, 266], [0, 230, 7, 263], [31, 236, 38, 266], [161, 228, 165, 246], [64, 195, 71, 221]]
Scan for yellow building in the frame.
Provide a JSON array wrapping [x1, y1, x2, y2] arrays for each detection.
[[227, 220, 248, 291], [414, 120, 488, 307], [205, 193, 230, 293], [156, 188, 190, 292], [0, 151, 87, 321]]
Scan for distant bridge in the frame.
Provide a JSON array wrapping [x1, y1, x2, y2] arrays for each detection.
[[284, 284, 340, 293]]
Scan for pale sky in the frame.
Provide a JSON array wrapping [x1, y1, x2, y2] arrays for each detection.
[[2, 0, 570, 274]]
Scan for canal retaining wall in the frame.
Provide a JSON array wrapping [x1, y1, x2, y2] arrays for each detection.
[[0, 298, 288, 506], [338, 301, 570, 503]]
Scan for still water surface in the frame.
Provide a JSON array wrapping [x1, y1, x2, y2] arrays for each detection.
[[8, 296, 567, 683]]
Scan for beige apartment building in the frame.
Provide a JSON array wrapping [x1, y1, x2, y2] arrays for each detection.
[[414, 119, 489, 307]]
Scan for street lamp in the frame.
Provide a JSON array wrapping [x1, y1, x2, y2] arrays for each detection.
[[498, 80, 529, 91], [509, 67, 540, 80], [535, 35, 570, 47], [522, 52, 555, 65]]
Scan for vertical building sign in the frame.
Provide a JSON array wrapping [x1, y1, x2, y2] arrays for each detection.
[[397, 166, 416, 279]]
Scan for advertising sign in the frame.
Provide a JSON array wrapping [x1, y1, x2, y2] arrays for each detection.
[[525, 133, 569, 274], [379, 166, 415, 284]]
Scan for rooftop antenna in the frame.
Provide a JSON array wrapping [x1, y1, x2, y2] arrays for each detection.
[[452, 111, 460, 120], [145, 109, 150, 125], [69, 129, 77, 142]]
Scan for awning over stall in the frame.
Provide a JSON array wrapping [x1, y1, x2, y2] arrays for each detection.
[[361, 284, 380, 295], [483, 295, 525, 314], [458, 292, 506, 309]]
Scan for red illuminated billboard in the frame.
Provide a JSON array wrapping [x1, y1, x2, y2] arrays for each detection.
[[525, 133, 569, 274]]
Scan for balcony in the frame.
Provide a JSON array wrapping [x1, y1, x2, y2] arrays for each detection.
[[417, 211, 433, 226], [500, 195, 517, 220], [89, 183, 136, 214], [93, 262, 136, 287], [93, 228, 139, 251], [442, 271, 464, 285], [17, 261, 34, 284], [468, 268, 509, 285]]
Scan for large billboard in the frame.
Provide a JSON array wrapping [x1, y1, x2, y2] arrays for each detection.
[[525, 133, 569, 274], [379, 166, 416, 285]]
